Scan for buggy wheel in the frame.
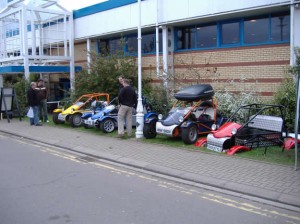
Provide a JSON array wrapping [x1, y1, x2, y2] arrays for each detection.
[[69, 113, 82, 128], [52, 112, 64, 124], [181, 124, 198, 144], [143, 122, 157, 139], [100, 118, 115, 133]]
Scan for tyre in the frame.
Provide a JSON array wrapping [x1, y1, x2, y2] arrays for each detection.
[[69, 113, 82, 128], [181, 124, 198, 144], [100, 118, 115, 133], [143, 122, 157, 139], [52, 112, 64, 124]]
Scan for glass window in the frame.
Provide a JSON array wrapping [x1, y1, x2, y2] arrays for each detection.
[[271, 14, 290, 42], [142, 33, 155, 53], [127, 35, 138, 54], [196, 24, 217, 48], [126, 32, 161, 54], [99, 40, 109, 55], [109, 38, 123, 54], [99, 38, 123, 55], [176, 27, 196, 50], [244, 17, 269, 44], [221, 21, 240, 45]]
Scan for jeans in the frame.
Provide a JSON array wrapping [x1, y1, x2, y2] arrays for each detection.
[[30, 106, 39, 125], [39, 99, 48, 121], [117, 105, 133, 136]]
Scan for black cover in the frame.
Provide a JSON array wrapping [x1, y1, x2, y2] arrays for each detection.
[[174, 84, 214, 101]]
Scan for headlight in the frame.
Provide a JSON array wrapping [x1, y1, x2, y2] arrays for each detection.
[[211, 124, 217, 131], [71, 108, 74, 112], [158, 114, 163, 120], [178, 116, 184, 123], [231, 128, 238, 135]]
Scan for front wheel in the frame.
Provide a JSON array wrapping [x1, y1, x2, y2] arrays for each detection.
[[69, 113, 82, 128], [100, 118, 115, 133], [52, 112, 64, 124], [181, 124, 198, 144], [143, 122, 157, 139]]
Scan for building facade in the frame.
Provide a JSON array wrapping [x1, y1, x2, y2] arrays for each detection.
[[71, 0, 300, 101], [1, 0, 300, 101]]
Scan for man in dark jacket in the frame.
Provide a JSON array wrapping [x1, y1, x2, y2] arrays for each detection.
[[36, 79, 49, 122], [117, 79, 137, 137], [27, 82, 42, 126]]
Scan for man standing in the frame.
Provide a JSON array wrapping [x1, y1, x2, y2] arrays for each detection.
[[27, 82, 42, 126], [36, 79, 49, 122], [118, 79, 137, 138]]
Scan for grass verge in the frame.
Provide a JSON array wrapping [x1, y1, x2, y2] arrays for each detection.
[[44, 116, 297, 167]]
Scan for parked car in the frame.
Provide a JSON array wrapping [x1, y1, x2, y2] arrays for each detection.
[[52, 93, 110, 128], [200, 104, 287, 155], [143, 84, 227, 144], [82, 97, 158, 133]]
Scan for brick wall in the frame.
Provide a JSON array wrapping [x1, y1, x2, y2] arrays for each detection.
[[68, 43, 289, 102], [142, 44, 290, 102]]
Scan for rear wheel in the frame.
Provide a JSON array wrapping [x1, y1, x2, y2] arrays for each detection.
[[100, 118, 115, 133], [69, 113, 82, 128], [181, 124, 198, 144], [143, 122, 157, 139], [52, 112, 64, 124]]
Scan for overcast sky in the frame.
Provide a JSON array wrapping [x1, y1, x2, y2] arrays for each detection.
[[0, 0, 107, 11]]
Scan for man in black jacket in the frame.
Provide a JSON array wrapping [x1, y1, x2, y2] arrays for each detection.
[[117, 79, 137, 138], [36, 79, 49, 122], [27, 82, 42, 126]]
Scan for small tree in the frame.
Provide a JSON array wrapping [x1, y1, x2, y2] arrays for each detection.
[[75, 50, 139, 99], [273, 47, 299, 132]]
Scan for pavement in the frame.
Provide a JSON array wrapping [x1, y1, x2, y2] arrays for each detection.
[[1, 118, 300, 211]]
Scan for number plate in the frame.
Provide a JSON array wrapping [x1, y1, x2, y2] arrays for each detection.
[[207, 144, 222, 153]]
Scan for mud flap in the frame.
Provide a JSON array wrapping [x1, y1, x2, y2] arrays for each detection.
[[283, 137, 300, 150], [194, 138, 207, 147], [226, 145, 251, 155]]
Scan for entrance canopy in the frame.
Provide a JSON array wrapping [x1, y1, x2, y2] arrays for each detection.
[[0, 65, 82, 73], [0, 0, 75, 86]]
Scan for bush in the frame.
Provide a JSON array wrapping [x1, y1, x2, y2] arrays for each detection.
[[3, 75, 30, 116], [274, 75, 297, 132], [75, 51, 139, 100], [143, 84, 172, 114], [273, 48, 299, 132]]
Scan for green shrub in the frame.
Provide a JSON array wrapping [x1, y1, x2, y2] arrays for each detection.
[[3, 75, 30, 116], [273, 75, 297, 132], [273, 48, 299, 132], [143, 84, 172, 114], [75, 50, 139, 99]]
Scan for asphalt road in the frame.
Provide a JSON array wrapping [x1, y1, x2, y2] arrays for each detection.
[[0, 134, 299, 224]]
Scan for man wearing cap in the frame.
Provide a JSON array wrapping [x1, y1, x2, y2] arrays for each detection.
[[36, 79, 49, 122]]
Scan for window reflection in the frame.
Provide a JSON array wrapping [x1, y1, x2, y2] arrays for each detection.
[[244, 16, 268, 44], [221, 22, 240, 45], [271, 14, 290, 42], [196, 25, 217, 48], [177, 27, 196, 50], [99, 31, 162, 55]]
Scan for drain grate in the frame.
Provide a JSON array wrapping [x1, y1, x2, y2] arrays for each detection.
[[76, 156, 97, 163]]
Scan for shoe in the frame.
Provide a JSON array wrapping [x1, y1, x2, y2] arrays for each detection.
[[46, 120, 49, 123], [39, 120, 42, 122], [35, 124, 43, 126]]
